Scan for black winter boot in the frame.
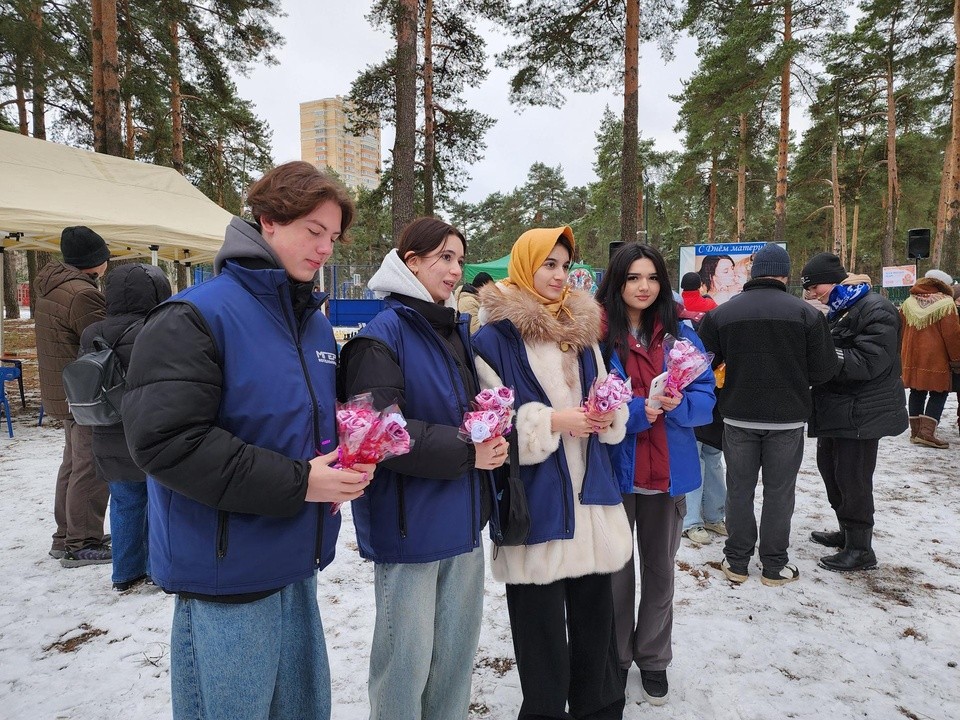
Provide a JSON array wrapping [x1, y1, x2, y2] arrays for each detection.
[[810, 528, 844, 548], [819, 526, 877, 572]]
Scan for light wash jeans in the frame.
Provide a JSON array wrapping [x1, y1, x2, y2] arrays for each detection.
[[171, 574, 330, 720], [108, 480, 149, 584], [368, 545, 484, 720], [683, 442, 726, 530]]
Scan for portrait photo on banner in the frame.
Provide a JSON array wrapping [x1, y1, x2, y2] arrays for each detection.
[[678, 242, 787, 305]]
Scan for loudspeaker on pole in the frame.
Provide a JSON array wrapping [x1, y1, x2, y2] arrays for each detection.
[[907, 228, 931, 260]]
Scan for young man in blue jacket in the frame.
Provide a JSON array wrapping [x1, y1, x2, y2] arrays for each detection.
[[123, 162, 372, 720]]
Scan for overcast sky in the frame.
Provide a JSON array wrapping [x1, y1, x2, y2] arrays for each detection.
[[233, 1, 705, 204]]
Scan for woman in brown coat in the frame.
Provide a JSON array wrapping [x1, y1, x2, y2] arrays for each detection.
[[900, 274, 960, 448]]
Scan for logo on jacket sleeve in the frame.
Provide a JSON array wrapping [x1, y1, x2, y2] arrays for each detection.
[[316, 350, 337, 365]]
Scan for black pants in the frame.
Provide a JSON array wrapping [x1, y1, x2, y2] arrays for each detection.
[[908, 389, 948, 421], [816, 437, 879, 529], [505, 574, 625, 720]]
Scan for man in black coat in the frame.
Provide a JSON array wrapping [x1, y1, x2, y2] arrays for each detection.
[[698, 243, 839, 587], [801, 253, 908, 572]]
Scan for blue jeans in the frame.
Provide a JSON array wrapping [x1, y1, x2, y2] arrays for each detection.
[[368, 546, 484, 720], [683, 442, 726, 530], [171, 575, 330, 720], [722, 425, 804, 573], [108, 480, 149, 584]]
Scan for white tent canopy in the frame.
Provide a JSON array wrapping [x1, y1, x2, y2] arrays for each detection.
[[0, 131, 235, 356], [0, 130, 232, 264]]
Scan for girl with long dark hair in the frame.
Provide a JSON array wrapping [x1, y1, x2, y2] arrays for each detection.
[[339, 217, 508, 720], [596, 243, 715, 707]]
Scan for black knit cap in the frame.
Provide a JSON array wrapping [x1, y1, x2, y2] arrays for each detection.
[[750, 243, 790, 279], [61, 226, 110, 270], [680, 271, 702, 291], [800, 252, 846, 289]]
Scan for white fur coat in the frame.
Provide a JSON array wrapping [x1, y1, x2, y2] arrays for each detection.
[[476, 284, 633, 585]]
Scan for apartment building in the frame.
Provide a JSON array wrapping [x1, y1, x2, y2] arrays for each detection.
[[299, 97, 381, 190]]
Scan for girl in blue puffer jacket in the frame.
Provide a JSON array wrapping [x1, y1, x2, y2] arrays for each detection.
[[596, 243, 715, 707]]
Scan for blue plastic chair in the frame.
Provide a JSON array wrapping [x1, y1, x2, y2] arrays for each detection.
[[0, 365, 20, 438]]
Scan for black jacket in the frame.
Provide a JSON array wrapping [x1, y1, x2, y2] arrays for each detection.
[[698, 278, 839, 424], [809, 291, 909, 439], [80, 264, 171, 482]]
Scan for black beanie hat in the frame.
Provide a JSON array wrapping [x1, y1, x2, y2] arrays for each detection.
[[61, 226, 110, 270], [472, 271, 494, 288], [750, 243, 790, 279], [800, 252, 846, 289], [680, 271, 702, 291]]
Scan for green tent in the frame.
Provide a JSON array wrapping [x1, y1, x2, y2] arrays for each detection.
[[464, 255, 593, 283]]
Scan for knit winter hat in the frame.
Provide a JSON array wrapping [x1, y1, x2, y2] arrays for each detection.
[[750, 243, 790, 279], [681, 271, 703, 291], [800, 252, 847, 289], [61, 226, 110, 270], [924, 268, 954, 286]]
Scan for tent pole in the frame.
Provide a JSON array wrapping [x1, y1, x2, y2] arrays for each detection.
[[0, 246, 5, 358], [150, 244, 159, 266]]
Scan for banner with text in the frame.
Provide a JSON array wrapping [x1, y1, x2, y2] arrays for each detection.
[[678, 242, 786, 305]]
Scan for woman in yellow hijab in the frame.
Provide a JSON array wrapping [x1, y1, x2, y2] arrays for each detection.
[[473, 227, 632, 719]]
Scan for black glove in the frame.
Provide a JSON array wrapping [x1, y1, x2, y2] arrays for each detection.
[[950, 360, 960, 374]]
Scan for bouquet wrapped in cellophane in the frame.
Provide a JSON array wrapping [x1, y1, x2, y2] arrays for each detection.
[[583, 370, 632, 414], [663, 334, 713, 395], [459, 387, 515, 443], [330, 393, 413, 514]]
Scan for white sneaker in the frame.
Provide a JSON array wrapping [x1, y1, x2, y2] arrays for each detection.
[[704, 520, 728, 536], [761, 563, 800, 587], [720, 558, 748, 583], [683, 526, 712, 545]]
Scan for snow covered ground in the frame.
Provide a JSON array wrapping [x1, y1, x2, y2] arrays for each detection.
[[1, 400, 958, 720]]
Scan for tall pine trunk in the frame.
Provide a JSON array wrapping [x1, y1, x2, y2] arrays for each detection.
[[773, 0, 791, 243], [944, 0, 960, 273], [92, 0, 123, 156], [30, 1, 45, 140], [170, 20, 185, 174], [422, 0, 435, 216], [708, 154, 717, 243], [621, 0, 640, 244], [883, 56, 899, 267], [3, 251, 20, 320], [934, 141, 951, 265], [850, 196, 860, 272], [831, 141, 842, 255], [14, 53, 29, 135], [737, 113, 747, 243], [392, 0, 418, 241]]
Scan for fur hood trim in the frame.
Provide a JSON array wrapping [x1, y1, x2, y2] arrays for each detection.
[[479, 283, 600, 351]]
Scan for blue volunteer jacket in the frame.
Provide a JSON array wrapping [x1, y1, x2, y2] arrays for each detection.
[[472, 319, 623, 545], [606, 324, 716, 497], [146, 261, 341, 595], [349, 299, 485, 563]]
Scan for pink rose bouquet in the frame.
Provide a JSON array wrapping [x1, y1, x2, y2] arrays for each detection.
[[584, 370, 632, 415], [663, 334, 713, 396], [329, 393, 413, 513], [459, 387, 515, 443]]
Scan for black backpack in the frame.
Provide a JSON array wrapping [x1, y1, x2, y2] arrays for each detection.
[[63, 322, 140, 426]]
